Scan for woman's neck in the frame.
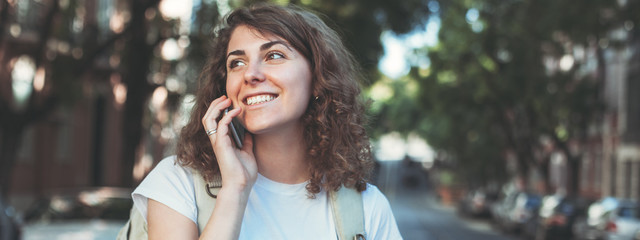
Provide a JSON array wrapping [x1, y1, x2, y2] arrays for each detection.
[[253, 124, 310, 184]]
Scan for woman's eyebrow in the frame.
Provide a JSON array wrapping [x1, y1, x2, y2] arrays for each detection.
[[227, 50, 245, 59], [226, 40, 292, 59], [260, 40, 292, 51]]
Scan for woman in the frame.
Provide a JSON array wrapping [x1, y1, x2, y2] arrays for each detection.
[[132, 3, 401, 239]]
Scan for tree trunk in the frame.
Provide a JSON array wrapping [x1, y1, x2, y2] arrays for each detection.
[[567, 155, 581, 197], [0, 0, 60, 198], [120, 0, 158, 187], [0, 0, 9, 44], [558, 144, 581, 197], [495, 109, 535, 189], [538, 155, 552, 194], [0, 119, 25, 199]]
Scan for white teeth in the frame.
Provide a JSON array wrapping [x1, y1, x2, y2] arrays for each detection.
[[246, 95, 275, 105]]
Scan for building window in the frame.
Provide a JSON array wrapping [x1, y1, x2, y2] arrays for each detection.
[[611, 154, 617, 197], [595, 149, 602, 190], [17, 126, 35, 163], [624, 40, 640, 143], [12, 0, 47, 31], [56, 107, 73, 162], [637, 161, 640, 200], [625, 79, 640, 142], [581, 155, 590, 192], [625, 160, 632, 198]]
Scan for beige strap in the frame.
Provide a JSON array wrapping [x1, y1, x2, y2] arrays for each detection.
[[115, 218, 131, 240], [192, 170, 221, 235], [329, 186, 366, 240], [116, 206, 148, 240]]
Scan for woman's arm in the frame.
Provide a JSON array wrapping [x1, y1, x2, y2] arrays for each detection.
[[148, 199, 199, 240], [198, 96, 258, 240], [198, 187, 252, 239]]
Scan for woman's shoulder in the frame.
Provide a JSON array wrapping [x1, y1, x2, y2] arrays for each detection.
[[154, 155, 187, 170], [132, 155, 199, 224], [361, 184, 402, 239], [146, 155, 199, 180], [360, 184, 394, 218], [361, 184, 385, 202], [137, 155, 197, 197]]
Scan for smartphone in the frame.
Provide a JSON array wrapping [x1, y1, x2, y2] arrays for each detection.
[[224, 108, 245, 148]]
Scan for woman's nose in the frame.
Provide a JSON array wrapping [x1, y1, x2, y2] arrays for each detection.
[[243, 62, 266, 84]]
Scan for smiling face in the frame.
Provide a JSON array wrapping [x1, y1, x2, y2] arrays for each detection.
[[225, 25, 313, 135]]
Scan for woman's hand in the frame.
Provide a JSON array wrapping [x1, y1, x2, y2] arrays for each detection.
[[200, 96, 257, 239], [202, 96, 257, 195]]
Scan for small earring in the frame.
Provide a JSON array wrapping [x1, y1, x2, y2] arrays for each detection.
[[314, 96, 319, 100]]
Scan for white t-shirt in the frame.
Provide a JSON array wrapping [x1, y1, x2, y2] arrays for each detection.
[[133, 156, 402, 240]]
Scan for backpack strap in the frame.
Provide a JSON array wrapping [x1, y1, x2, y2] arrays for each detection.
[[329, 186, 366, 240], [116, 203, 148, 240], [192, 169, 221, 235]]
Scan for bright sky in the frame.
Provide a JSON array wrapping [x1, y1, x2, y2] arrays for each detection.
[[374, 132, 436, 162], [378, 17, 441, 78]]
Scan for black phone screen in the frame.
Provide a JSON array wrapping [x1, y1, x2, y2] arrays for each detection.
[[225, 108, 245, 148]]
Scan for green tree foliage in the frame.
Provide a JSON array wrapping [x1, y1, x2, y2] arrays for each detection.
[[404, 0, 639, 193], [367, 75, 424, 137]]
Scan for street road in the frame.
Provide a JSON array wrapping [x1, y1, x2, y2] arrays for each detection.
[[374, 161, 517, 240]]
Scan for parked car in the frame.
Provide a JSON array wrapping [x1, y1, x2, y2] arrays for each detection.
[[573, 197, 640, 240], [535, 194, 591, 240], [458, 188, 499, 218], [0, 192, 22, 240], [491, 190, 542, 233], [22, 187, 132, 240]]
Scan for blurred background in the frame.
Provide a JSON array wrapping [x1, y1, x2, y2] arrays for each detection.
[[1, 0, 639, 239]]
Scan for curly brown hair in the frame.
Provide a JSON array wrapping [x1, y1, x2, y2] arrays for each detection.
[[176, 3, 373, 196]]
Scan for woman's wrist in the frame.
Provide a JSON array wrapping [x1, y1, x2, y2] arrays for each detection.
[[200, 183, 252, 240], [218, 183, 253, 201]]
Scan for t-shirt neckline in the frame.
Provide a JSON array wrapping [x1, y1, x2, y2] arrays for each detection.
[[255, 173, 310, 195]]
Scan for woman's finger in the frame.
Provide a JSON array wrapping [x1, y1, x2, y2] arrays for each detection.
[[215, 107, 241, 137], [202, 97, 232, 135], [202, 97, 227, 121]]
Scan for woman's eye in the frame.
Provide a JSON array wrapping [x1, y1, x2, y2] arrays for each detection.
[[266, 52, 285, 60], [228, 60, 245, 69]]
